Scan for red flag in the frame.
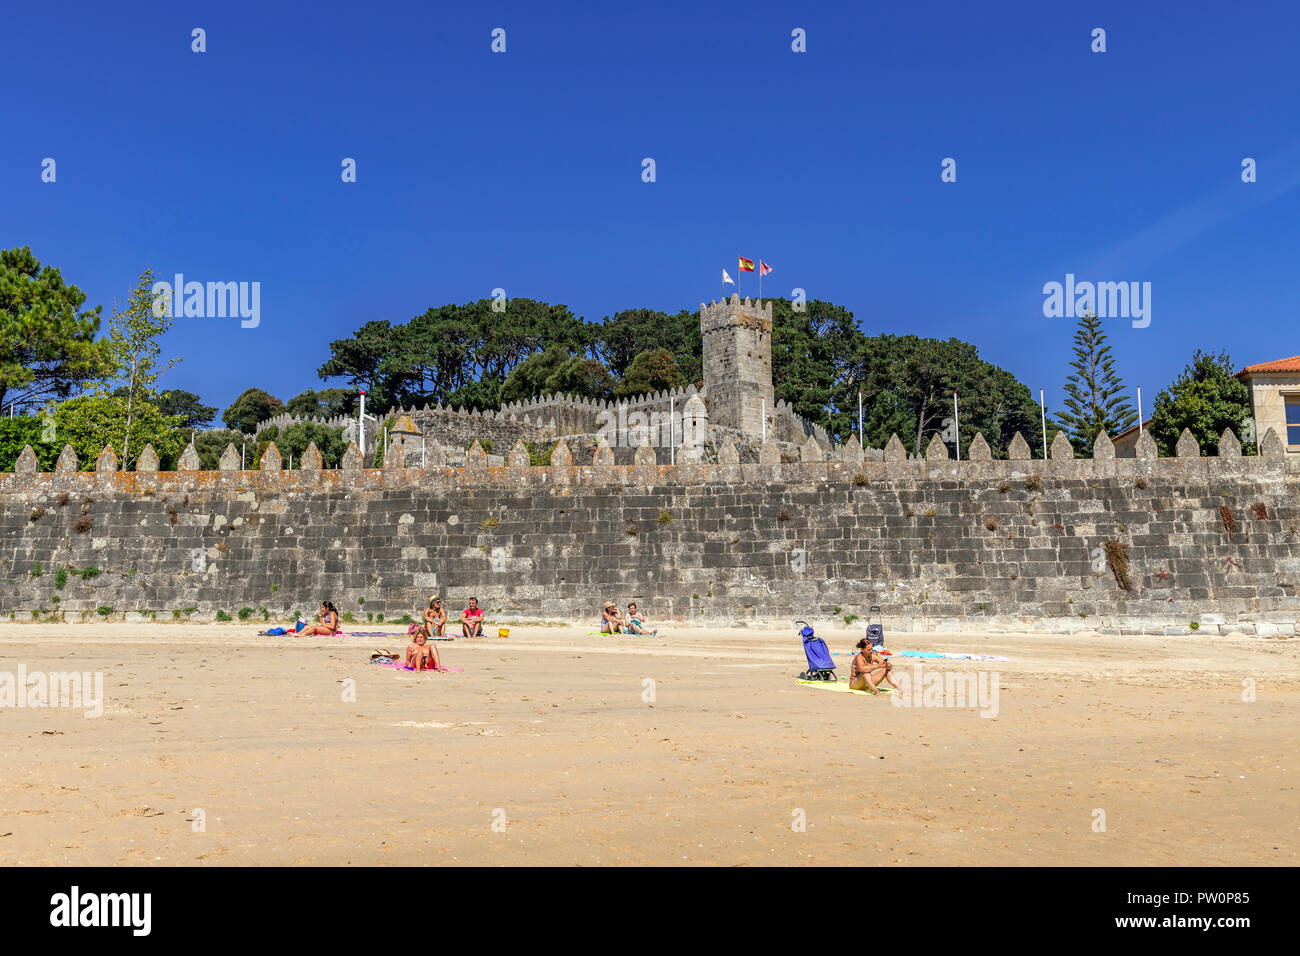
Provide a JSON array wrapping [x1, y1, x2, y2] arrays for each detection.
[[759, 261, 773, 276], [738, 256, 755, 272]]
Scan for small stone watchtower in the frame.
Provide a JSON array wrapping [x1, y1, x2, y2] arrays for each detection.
[[700, 295, 774, 441]]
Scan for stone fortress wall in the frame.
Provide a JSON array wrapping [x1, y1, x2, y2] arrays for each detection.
[[4, 295, 1296, 634], [1, 424, 1297, 635]]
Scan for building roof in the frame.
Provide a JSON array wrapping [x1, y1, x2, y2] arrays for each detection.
[[1236, 355, 1300, 377], [1112, 419, 1153, 443]]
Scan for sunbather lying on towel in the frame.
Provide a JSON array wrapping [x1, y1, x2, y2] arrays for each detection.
[[849, 638, 899, 694]]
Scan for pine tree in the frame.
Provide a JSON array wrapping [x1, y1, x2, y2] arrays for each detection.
[[1055, 312, 1137, 451]]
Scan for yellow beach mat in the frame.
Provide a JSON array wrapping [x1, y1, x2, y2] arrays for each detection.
[[796, 678, 892, 696]]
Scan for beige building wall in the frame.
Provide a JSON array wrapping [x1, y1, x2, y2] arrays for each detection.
[[1243, 372, 1300, 454]]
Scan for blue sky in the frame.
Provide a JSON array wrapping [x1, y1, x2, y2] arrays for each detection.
[[4, 0, 1297, 418]]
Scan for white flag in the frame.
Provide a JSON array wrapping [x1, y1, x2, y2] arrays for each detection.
[[722, 268, 734, 285]]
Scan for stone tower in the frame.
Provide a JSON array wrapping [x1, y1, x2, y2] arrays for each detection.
[[700, 295, 774, 440]]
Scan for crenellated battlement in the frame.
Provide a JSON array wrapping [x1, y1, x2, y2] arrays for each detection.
[[3, 427, 1297, 634]]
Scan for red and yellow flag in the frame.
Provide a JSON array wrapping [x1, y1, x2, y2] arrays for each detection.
[[738, 256, 755, 272]]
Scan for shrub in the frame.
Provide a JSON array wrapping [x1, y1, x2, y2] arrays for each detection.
[[56, 491, 71, 507], [984, 516, 998, 532], [658, 509, 672, 525], [479, 516, 500, 530], [1220, 505, 1238, 536], [237, 607, 254, 621], [625, 522, 639, 536], [1104, 540, 1133, 591], [29, 561, 43, 578], [78, 567, 101, 579], [96, 606, 113, 617], [1025, 475, 1043, 492], [215, 610, 232, 622], [167, 504, 178, 526], [777, 508, 791, 522], [73, 515, 92, 534], [54, 568, 68, 589], [853, 473, 870, 487], [997, 480, 1011, 493], [1135, 477, 1148, 490], [29, 506, 46, 522], [396, 613, 414, 624], [1250, 502, 1269, 520]]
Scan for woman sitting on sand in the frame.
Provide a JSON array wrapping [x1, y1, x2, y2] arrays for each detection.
[[298, 601, 340, 636], [849, 638, 899, 694], [625, 602, 657, 636], [424, 596, 447, 637], [600, 602, 624, 634], [406, 624, 447, 671]]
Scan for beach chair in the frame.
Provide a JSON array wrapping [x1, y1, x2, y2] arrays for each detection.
[[796, 620, 837, 681]]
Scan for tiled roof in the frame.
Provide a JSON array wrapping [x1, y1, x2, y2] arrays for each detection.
[[1112, 419, 1152, 442], [1237, 355, 1300, 376]]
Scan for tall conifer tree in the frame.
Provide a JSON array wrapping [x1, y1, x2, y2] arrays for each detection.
[[1055, 312, 1137, 451]]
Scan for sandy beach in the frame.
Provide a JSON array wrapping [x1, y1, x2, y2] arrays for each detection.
[[1, 622, 1296, 866]]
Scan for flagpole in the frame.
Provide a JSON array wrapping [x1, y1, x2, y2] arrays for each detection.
[[858, 389, 863, 449], [758, 257, 762, 303], [953, 391, 960, 461], [1039, 388, 1048, 459]]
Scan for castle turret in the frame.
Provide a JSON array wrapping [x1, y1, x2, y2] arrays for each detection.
[[700, 295, 774, 441]]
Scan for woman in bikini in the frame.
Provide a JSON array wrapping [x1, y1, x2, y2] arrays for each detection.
[[849, 638, 899, 694], [299, 601, 340, 636], [406, 624, 446, 671], [424, 596, 447, 638], [600, 601, 624, 634]]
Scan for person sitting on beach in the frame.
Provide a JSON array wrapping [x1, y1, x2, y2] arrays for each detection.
[[625, 602, 658, 636], [849, 638, 899, 694], [459, 597, 484, 638], [406, 624, 446, 671], [600, 601, 624, 634], [424, 596, 447, 637], [298, 601, 340, 636]]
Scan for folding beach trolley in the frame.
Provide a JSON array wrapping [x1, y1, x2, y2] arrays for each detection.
[[865, 605, 885, 649], [796, 620, 837, 681]]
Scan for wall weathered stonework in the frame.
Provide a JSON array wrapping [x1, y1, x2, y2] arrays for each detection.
[[2, 452, 1297, 634]]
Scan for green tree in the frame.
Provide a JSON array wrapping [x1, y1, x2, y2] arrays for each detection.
[[0, 416, 59, 471], [1054, 312, 1137, 452], [52, 394, 186, 470], [318, 320, 399, 407], [446, 377, 503, 411], [1148, 350, 1254, 456], [96, 269, 181, 468], [156, 389, 216, 430], [848, 335, 1047, 457], [278, 421, 348, 467], [222, 387, 281, 434], [283, 387, 351, 419], [0, 246, 109, 412], [615, 348, 685, 398], [499, 349, 613, 404], [193, 429, 247, 469], [593, 308, 700, 382]]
